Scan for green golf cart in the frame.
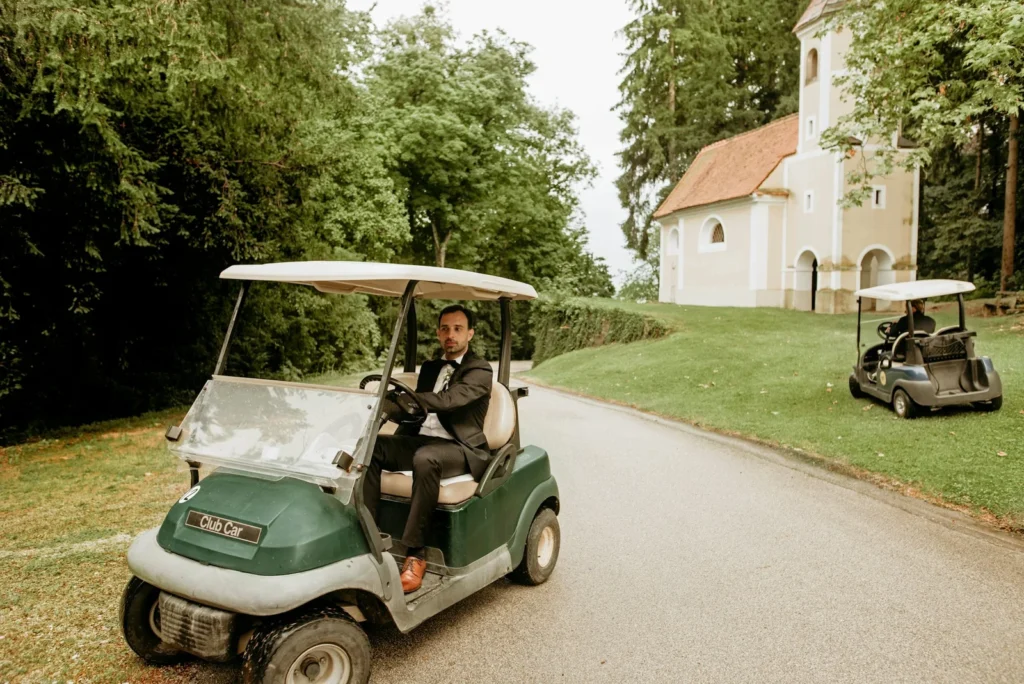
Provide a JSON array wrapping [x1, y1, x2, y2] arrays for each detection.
[[848, 279, 1002, 418], [120, 262, 561, 683]]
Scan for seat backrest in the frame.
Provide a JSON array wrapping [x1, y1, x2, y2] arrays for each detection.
[[482, 381, 516, 450]]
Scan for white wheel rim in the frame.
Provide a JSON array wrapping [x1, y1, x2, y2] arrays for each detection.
[[286, 644, 352, 684], [148, 602, 164, 640], [537, 526, 555, 568], [895, 394, 906, 414]]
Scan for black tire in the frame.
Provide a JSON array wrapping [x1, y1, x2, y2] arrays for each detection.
[[511, 508, 560, 586], [119, 576, 187, 665], [892, 388, 917, 419], [975, 396, 1003, 412], [243, 605, 370, 684], [849, 374, 864, 399]]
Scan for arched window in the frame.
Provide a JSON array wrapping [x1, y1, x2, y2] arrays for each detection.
[[667, 227, 680, 254], [699, 217, 726, 252], [805, 49, 818, 84]]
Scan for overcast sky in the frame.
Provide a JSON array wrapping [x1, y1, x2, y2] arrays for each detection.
[[349, 0, 638, 281]]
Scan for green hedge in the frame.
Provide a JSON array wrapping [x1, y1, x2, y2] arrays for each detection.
[[531, 297, 670, 365]]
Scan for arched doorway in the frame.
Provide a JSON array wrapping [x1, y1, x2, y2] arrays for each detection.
[[794, 249, 820, 312], [858, 247, 895, 312]]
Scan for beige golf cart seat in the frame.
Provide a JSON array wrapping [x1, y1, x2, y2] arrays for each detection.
[[380, 376, 517, 505]]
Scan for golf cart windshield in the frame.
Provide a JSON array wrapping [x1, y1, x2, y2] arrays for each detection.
[[172, 261, 538, 502], [169, 376, 374, 494]]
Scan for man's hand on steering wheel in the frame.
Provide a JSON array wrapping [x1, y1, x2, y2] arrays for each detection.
[[359, 374, 429, 426], [384, 390, 423, 424]]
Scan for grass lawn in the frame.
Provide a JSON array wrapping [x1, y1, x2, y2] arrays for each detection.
[[525, 299, 1024, 529], [0, 371, 379, 682], [0, 410, 242, 683]]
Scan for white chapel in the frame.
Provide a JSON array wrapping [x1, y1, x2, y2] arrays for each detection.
[[654, 0, 919, 314]]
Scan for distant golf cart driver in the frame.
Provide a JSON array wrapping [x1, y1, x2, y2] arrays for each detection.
[[365, 304, 492, 594], [882, 299, 936, 340], [849, 279, 1002, 418]]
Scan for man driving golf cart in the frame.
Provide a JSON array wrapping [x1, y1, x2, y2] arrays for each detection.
[[366, 304, 491, 593], [120, 261, 562, 684], [882, 299, 936, 341], [849, 279, 1002, 418]]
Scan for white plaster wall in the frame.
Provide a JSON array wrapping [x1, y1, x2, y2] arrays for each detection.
[[671, 201, 757, 307]]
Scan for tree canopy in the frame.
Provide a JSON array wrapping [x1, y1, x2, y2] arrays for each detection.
[[820, 0, 1024, 290], [0, 1, 611, 441], [615, 0, 804, 258]]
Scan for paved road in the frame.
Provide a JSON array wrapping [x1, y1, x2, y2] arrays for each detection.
[[189, 384, 1024, 683], [366, 385, 1024, 684]]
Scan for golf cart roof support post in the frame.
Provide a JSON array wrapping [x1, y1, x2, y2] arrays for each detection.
[[404, 298, 417, 373], [498, 298, 512, 387], [351, 280, 418, 565], [907, 299, 915, 336], [958, 293, 966, 330], [856, 298, 862, 357], [213, 283, 248, 376]]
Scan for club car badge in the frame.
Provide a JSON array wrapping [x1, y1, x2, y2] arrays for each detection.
[[185, 510, 262, 544]]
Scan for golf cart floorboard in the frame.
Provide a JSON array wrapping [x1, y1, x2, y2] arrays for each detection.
[[404, 571, 445, 605]]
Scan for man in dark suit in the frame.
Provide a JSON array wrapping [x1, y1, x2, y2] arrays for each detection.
[[362, 304, 493, 592], [886, 299, 936, 338]]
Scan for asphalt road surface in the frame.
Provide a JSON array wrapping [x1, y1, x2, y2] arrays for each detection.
[[194, 383, 1024, 683]]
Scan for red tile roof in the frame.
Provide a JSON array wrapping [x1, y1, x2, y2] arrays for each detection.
[[794, 0, 845, 33], [653, 115, 798, 219]]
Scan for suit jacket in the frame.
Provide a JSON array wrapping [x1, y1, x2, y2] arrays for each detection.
[[891, 313, 936, 337], [396, 350, 493, 479]]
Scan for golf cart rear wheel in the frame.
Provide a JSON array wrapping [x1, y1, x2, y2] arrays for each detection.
[[974, 396, 1003, 412], [511, 508, 560, 586], [243, 605, 370, 684], [848, 374, 864, 399], [892, 388, 917, 419], [119, 576, 187, 665]]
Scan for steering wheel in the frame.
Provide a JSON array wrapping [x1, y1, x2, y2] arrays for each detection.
[[359, 374, 428, 426], [877, 321, 893, 340]]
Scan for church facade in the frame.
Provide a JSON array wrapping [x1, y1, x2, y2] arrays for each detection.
[[654, 0, 918, 314]]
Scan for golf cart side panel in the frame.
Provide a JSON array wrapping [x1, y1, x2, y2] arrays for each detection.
[[128, 528, 385, 616], [157, 472, 369, 576], [377, 446, 554, 569], [898, 362, 1002, 407]]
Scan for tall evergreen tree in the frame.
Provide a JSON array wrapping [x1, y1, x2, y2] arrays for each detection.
[[615, 0, 803, 258]]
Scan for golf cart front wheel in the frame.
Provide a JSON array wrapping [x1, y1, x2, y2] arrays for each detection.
[[892, 388, 918, 419], [120, 576, 186, 665], [848, 374, 864, 399], [243, 605, 370, 684], [511, 507, 560, 585]]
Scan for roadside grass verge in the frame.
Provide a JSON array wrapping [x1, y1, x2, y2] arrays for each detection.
[[0, 410, 234, 683], [525, 300, 1024, 529], [0, 373, 374, 681]]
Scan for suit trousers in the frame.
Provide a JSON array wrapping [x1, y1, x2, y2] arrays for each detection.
[[363, 435, 470, 550]]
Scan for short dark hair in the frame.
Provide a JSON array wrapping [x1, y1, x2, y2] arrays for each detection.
[[438, 304, 475, 329]]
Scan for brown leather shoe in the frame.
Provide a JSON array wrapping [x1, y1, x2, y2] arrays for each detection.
[[400, 556, 427, 593]]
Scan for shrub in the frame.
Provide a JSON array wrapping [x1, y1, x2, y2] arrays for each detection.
[[531, 296, 669, 365]]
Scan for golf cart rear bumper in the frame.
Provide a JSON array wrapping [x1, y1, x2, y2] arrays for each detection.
[[127, 528, 385, 616], [899, 372, 1002, 407]]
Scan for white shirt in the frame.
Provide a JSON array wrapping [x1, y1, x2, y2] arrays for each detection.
[[417, 353, 465, 440]]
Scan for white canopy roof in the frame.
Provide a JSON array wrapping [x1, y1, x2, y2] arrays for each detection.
[[220, 261, 537, 301], [854, 279, 975, 301]]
